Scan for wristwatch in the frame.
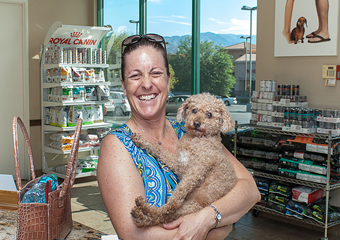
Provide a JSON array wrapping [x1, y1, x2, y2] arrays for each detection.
[[208, 205, 221, 228]]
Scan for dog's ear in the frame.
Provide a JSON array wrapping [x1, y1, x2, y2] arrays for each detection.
[[305, 18, 308, 27], [177, 100, 190, 122], [296, 20, 300, 28], [220, 106, 234, 133]]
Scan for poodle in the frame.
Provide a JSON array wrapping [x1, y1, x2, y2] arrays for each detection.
[[130, 93, 237, 227]]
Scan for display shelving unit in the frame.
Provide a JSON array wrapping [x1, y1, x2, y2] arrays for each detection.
[[234, 123, 340, 240], [41, 22, 113, 179]]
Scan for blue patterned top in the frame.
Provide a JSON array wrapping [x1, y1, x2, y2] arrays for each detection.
[[108, 119, 186, 207]]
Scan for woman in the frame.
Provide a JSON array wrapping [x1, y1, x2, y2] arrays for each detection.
[[97, 34, 260, 240]]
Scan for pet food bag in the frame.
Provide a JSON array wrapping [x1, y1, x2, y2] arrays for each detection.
[[62, 86, 73, 102], [73, 67, 86, 82], [95, 69, 105, 82], [56, 107, 68, 128], [48, 88, 53, 101], [93, 104, 103, 123], [68, 106, 83, 127], [44, 107, 50, 125], [73, 86, 85, 102], [49, 107, 57, 126], [292, 186, 325, 204], [50, 131, 74, 143], [52, 68, 60, 83], [82, 105, 94, 125], [96, 85, 110, 101], [85, 86, 97, 101], [60, 66, 72, 82], [46, 69, 52, 83], [85, 68, 95, 82]]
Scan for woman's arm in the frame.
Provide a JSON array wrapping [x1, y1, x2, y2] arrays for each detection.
[[163, 146, 261, 239], [97, 134, 178, 239]]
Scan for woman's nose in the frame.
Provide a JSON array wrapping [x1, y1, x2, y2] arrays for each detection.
[[141, 75, 153, 89]]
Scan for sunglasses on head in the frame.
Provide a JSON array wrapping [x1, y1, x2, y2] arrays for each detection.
[[121, 34, 166, 54]]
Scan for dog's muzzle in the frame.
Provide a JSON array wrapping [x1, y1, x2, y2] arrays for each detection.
[[194, 121, 201, 129]]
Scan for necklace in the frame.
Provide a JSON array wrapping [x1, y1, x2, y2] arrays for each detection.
[[132, 118, 167, 145]]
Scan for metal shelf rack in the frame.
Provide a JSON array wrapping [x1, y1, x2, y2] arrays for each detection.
[[234, 123, 340, 240]]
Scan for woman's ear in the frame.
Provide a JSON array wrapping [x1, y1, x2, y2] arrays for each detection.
[[121, 78, 127, 96]]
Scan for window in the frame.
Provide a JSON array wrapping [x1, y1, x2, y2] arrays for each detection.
[[102, 0, 257, 126]]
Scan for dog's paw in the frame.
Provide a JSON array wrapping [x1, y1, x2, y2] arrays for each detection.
[[131, 205, 148, 227]]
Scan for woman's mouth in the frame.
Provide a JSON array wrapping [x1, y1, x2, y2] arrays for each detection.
[[138, 94, 157, 102]]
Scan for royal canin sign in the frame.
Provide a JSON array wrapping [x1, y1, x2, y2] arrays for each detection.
[[48, 31, 97, 46]]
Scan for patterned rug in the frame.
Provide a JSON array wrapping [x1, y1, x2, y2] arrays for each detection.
[[0, 209, 105, 239]]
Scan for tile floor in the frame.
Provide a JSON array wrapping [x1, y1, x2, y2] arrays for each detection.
[[71, 176, 340, 240]]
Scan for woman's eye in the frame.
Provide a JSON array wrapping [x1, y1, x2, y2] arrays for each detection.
[[193, 109, 197, 114], [206, 112, 212, 118]]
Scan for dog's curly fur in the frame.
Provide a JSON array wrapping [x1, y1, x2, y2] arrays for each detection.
[[130, 93, 237, 227]]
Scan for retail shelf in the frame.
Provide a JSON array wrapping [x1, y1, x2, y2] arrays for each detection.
[[44, 122, 112, 132], [237, 124, 340, 140], [45, 146, 100, 154], [43, 82, 110, 88], [44, 168, 97, 179], [43, 100, 109, 107], [43, 63, 109, 70], [253, 205, 340, 228], [252, 171, 340, 190]]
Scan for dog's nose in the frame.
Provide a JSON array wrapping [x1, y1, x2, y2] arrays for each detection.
[[194, 121, 201, 128]]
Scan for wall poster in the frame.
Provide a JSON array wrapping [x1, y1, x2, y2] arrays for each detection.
[[274, 0, 338, 57]]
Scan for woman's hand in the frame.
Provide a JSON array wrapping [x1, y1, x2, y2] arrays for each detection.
[[162, 207, 230, 240]]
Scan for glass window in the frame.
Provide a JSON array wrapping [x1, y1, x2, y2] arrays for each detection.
[[103, 0, 257, 126]]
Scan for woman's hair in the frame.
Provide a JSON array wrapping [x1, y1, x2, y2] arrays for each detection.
[[121, 38, 170, 81]]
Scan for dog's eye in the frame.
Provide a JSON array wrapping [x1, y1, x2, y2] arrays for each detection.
[[206, 112, 212, 118], [193, 109, 197, 114]]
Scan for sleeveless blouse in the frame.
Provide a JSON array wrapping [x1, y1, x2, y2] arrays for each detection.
[[108, 119, 186, 207]]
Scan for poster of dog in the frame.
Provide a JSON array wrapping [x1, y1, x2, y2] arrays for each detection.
[[274, 0, 338, 57]]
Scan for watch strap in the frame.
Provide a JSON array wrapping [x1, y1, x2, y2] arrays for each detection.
[[208, 204, 221, 228]]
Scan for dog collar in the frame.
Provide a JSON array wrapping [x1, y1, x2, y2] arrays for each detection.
[[208, 205, 221, 228]]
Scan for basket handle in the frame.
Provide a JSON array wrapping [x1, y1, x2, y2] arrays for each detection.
[[60, 118, 82, 197], [12, 116, 36, 191]]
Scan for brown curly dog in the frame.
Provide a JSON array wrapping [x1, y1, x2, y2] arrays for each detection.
[[130, 93, 237, 227]]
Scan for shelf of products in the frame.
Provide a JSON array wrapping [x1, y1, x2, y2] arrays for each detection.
[[41, 22, 113, 179], [233, 122, 340, 240]]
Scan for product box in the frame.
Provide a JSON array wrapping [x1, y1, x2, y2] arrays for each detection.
[[292, 186, 325, 204]]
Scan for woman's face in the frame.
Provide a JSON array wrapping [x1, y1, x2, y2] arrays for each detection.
[[121, 45, 170, 120]]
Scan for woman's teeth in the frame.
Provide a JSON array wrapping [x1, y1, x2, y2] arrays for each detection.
[[139, 94, 156, 101]]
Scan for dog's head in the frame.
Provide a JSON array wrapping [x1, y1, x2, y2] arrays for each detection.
[[176, 93, 234, 137], [297, 17, 307, 28]]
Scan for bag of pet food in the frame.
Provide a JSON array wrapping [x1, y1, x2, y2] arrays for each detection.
[[73, 86, 85, 102], [46, 69, 52, 83], [44, 107, 50, 125], [52, 68, 60, 83], [68, 106, 83, 126], [49, 107, 57, 126], [60, 66, 72, 82], [56, 106, 68, 127], [85, 86, 97, 101], [96, 85, 110, 101], [95, 69, 105, 82], [83, 105, 94, 125], [50, 141, 72, 151], [50, 131, 74, 143], [73, 67, 86, 82], [85, 68, 95, 82], [93, 104, 103, 123], [62, 86, 73, 102], [48, 88, 53, 101]]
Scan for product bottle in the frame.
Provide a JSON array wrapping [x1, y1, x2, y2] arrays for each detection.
[[22, 174, 58, 203]]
